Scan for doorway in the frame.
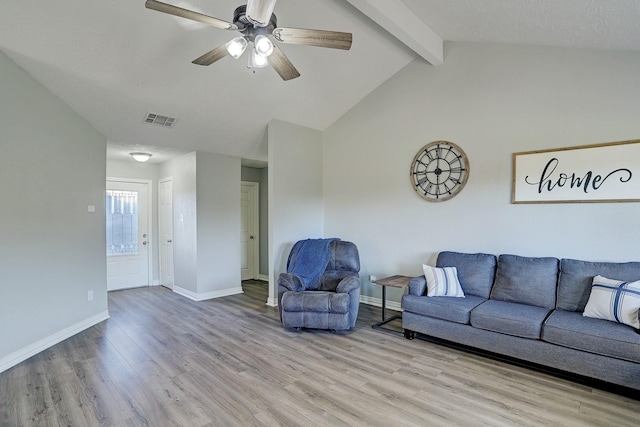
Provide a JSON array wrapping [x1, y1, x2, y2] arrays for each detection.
[[159, 177, 174, 289], [241, 181, 259, 280], [106, 179, 152, 291]]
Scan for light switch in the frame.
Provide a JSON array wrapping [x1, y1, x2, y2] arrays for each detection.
[[87, 205, 96, 213]]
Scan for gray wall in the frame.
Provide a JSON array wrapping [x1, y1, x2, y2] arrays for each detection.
[[196, 152, 241, 295], [0, 51, 108, 368], [160, 153, 198, 293], [324, 42, 640, 306], [267, 120, 324, 304], [159, 152, 241, 298]]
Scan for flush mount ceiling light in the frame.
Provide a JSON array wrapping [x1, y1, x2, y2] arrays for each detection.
[[130, 152, 153, 163], [145, 0, 352, 81]]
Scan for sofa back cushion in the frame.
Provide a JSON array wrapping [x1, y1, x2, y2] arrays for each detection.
[[558, 258, 640, 312], [436, 251, 497, 298], [491, 254, 559, 309]]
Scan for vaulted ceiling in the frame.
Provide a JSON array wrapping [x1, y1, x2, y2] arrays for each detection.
[[2, 1, 639, 164]]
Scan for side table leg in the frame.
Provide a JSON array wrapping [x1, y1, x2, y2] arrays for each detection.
[[381, 285, 386, 322]]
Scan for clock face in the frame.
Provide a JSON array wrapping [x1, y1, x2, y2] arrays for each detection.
[[410, 141, 470, 202]]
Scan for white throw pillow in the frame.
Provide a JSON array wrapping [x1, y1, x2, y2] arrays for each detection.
[[583, 275, 640, 329], [422, 265, 465, 298]]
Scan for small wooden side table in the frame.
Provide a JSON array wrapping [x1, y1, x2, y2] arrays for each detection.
[[371, 275, 412, 336]]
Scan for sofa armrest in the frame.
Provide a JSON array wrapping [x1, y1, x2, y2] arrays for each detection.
[[277, 273, 305, 292], [336, 276, 361, 294], [409, 276, 426, 296]]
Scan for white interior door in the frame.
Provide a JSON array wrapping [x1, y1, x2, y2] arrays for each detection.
[[106, 180, 150, 291], [241, 182, 259, 280], [159, 178, 174, 289]]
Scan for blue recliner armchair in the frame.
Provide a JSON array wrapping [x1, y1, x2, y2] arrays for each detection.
[[278, 240, 361, 330]]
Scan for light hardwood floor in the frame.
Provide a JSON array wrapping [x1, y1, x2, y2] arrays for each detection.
[[1, 282, 638, 426]]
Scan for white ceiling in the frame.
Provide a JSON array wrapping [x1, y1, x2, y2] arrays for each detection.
[[2, 1, 640, 165]]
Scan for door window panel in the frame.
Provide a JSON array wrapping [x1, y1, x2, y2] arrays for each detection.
[[106, 190, 139, 256]]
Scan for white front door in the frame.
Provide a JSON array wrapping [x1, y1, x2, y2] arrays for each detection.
[[241, 182, 259, 280], [106, 180, 150, 291], [159, 178, 174, 289]]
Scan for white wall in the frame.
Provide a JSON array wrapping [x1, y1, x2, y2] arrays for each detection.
[[268, 120, 324, 305], [0, 51, 108, 371], [323, 42, 640, 305], [106, 159, 160, 284]]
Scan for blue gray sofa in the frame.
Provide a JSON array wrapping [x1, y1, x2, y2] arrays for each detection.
[[402, 251, 640, 393]]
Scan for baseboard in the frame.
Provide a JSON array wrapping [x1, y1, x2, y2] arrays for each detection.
[[173, 286, 244, 301], [360, 295, 402, 312], [266, 297, 278, 307], [257, 274, 269, 282], [0, 310, 110, 374]]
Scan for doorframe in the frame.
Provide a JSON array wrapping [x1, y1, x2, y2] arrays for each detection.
[[241, 181, 260, 280], [106, 177, 153, 287]]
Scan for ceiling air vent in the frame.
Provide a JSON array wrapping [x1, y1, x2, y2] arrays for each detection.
[[144, 112, 176, 128]]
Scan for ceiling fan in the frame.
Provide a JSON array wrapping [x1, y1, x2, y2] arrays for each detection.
[[145, 0, 353, 81]]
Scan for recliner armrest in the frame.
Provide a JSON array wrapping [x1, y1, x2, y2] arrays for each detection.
[[336, 276, 360, 293], [278, 273, 305, 292], [409, 276, 426, 296]]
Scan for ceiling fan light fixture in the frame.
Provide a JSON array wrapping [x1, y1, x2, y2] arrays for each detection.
[[254, 35, 274, 57], [249, 48, 269, 69], [130, 152, 153, 163], [225, 36, 248, 59]]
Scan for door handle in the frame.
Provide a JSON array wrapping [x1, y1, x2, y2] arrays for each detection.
[[167, 240, 172, 243], [142, 241, 148, 246], [250, 236, 254, 240]]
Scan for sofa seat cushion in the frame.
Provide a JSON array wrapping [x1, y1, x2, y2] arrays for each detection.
[[470, 300, 551, 339], [402, 294, 487, 325], [543, 310, 640, 364], [281, 291, 349, 314]]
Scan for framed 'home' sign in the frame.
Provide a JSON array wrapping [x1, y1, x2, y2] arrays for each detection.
[[512, 139, 640, 204]]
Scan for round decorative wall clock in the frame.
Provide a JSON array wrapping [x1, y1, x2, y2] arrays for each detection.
[[410, 140, 470, 202]]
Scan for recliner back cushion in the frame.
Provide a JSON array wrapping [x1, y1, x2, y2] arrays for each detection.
[[326, 241, 360, 272], [491, 254, 558, 309], [317, 241, 360, 291], [436, 251, 497, 298], [558, 258, 640, 312]]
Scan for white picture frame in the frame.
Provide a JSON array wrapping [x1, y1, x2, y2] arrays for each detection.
[[512, 139, 640, 204]]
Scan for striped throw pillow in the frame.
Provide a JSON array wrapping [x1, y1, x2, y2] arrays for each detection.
[[422, 265, 465, 298], [583, 275, 640, 329]]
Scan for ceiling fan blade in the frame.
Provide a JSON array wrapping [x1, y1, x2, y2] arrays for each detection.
[[272, 27, 352, 50], [269, 45, 300, 81], [145, 0, 237, 31], [246, 0, 277, 27], [192, 45, 228, 66]]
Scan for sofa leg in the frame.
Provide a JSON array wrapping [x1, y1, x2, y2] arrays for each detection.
[[404, 329, 415, 340]]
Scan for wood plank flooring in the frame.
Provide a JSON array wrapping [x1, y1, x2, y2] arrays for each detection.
[[1, 281, 638, 426]]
